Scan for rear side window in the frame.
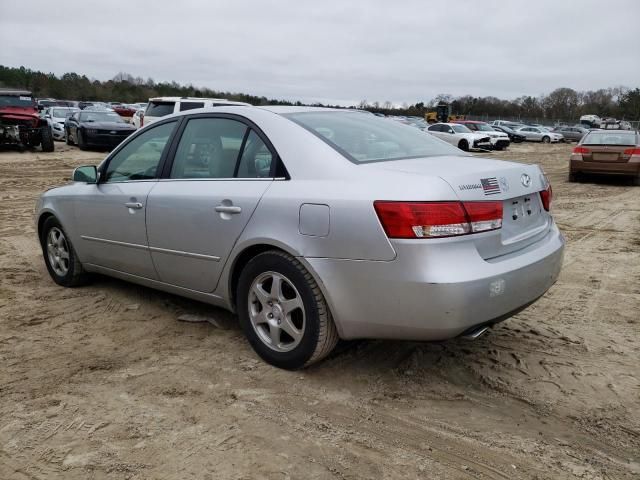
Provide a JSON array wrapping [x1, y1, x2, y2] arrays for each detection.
[[236, 130, 273, 178], [179, 101, 205, 112], [582, 132, 636, 146], [170, 118, 248, 179], [146, 101, 175, 117]]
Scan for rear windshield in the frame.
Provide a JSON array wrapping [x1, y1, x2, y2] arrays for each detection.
[[146, 101, 175, 117], [284, 111, 461, 163], [582, 132, 636, 146]]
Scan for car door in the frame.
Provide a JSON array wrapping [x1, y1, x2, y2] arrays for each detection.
[[146, 115, 275, 292], [73, 120, 178, 278]]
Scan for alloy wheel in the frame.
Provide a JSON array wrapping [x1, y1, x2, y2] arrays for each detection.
[[248, 271, 306, 352], [47, 227, 70, 276]]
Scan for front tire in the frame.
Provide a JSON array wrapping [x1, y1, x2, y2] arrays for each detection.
[[40, 216, 89, 287], [40, 127, 54, 152], [237, 250, 338, 369], [65, 128, 73, 145], [458, 139, 469, 151]]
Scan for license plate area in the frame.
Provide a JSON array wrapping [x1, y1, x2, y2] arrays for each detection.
[[501, 194, 547, 245]]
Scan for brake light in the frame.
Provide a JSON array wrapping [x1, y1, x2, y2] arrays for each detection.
[[540, 185, 552, 211], [572, 146, 590, 154], [623, 148, 640, 156], [373, 201, 502, 239]]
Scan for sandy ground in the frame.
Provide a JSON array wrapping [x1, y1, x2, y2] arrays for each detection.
[[0, 140, 639, 480]]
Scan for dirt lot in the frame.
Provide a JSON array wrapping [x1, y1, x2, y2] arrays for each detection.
[[0, 141, 638, 479]]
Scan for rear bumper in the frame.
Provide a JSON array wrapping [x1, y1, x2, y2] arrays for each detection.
[[571, 159, 640, 176], [306, 223, 565, 341]]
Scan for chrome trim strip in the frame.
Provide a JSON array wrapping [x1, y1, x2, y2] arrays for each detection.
[[80, 235, 220, 262], [148, 245, 220, 262], [81, 235, 148, 251]]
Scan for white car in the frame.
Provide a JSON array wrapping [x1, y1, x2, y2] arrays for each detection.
[[426, 123, 492, 151], [515, 126, 564, 143], [131, 104, 147, 129], [42, 106, 80, 140], [142, 97, 250, 127]]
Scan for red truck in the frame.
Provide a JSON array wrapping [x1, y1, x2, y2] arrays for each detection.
[[0, 89, 54, 152]]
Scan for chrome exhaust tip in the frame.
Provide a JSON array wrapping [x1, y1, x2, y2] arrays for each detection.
[[461, 326, 490, 340]]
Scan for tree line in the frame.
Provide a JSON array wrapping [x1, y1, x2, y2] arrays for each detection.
[[1, 65, 639, 122]]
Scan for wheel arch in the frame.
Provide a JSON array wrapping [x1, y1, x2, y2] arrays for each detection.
[[37, 211, 56, 242], [225, 241, 344, 338]]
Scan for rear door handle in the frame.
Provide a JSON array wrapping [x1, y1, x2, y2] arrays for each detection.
[[124, 202, 143, 209], [215, 205, 242, 214]]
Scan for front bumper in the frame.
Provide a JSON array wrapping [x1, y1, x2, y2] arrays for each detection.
[[85, 131, 133, 148], [51, 124, 65, 140], [306, 223, 564, 340], [490, 138, 510, 150]]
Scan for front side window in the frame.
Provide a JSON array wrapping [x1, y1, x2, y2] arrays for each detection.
[[104, 121, 176, 182], [451, 124, 471, 134], [170, 118, 248, 179], [286, 112, 461, 163]]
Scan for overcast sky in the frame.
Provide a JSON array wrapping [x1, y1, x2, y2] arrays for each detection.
[[1, 0, 638, 106]]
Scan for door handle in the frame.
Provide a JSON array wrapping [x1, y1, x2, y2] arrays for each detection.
[[215, 205, 242, 214], [124, 202, 143, 209]]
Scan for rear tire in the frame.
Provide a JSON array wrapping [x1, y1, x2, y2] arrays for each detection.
[[237, 250, 338, 369], [633, 175, 640, 186], [77, 130, 87, 150], [65, 129, 73, 145], [458, 139, 469, 151], [40, 216, 89, 287], [542, 136, 551, 144], [40, 126, 54, 152]]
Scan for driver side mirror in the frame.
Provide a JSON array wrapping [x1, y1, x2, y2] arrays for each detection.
[[72, 165, 98, 183]]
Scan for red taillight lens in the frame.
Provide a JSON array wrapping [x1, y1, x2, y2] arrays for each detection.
[[463, 201, 504, 233], [540, 185, 552, 211], [623, 148, 640, 156], [572, 146, 590, 154], [373, 201, 502, 239]]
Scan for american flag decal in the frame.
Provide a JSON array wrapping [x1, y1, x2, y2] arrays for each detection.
[[481, 177, 501, 195]]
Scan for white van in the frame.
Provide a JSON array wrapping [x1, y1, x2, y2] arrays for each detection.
[[141, 97, 250, 127]]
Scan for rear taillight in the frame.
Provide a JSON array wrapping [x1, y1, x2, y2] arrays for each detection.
[[623, 148, 640, 156], [572, 146, 590, 154], [540, 185, 552, 211], [373, 201, 502, 239]]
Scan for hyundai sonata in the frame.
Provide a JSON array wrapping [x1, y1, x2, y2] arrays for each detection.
[[36, 106, 564, 369]]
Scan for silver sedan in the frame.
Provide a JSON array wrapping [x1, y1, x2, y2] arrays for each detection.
[[36, 106, 565, 369]]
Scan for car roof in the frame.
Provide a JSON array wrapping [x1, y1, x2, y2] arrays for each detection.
[[453, 120, 485, 124], [0, 89, 32, 96], [148, 96, 250, 105]]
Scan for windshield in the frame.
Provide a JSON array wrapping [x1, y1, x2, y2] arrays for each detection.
[[451, 124, 472, 133], [582, 132, 636, 146], [52, 108, 77, 118], [79, 111, 125, 123], [0, 94, 35, 107], [473, 124, 494, 132], [284, 111, 462, 163]]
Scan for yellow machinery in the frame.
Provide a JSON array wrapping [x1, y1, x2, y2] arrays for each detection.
[[425, 102, 465, 123]]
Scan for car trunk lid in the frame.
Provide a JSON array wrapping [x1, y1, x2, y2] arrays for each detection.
[[365, 155, 551, 259]]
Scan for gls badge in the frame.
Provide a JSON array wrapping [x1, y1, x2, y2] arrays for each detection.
[[520, 173, 531, 187]]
